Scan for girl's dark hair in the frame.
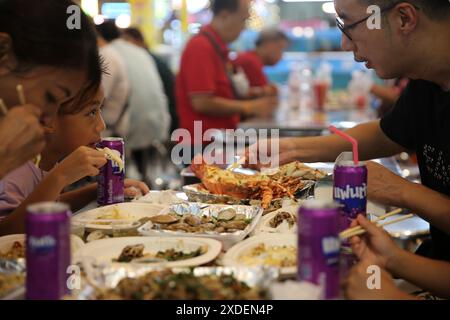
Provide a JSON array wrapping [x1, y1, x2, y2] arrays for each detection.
[[0, 0, 103, 114]]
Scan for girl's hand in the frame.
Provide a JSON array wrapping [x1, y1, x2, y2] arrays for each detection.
[[124, 179, 150, 198], [50, 146, 107, 186]]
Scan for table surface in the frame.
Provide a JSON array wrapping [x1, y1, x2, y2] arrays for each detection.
[[238, 98, 377, 136]]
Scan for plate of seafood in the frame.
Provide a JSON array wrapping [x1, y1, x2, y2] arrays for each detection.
[[186, 158, 325, 209], [138, 203, 263, 250]]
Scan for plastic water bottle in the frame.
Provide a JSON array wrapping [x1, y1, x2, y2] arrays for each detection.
[[288, 64, 301, 110], [348, 71, 373, 110], [314, 63, 333, 111]]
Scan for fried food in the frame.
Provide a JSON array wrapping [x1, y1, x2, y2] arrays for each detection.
[[0, 241, 25, 260], [96, 270, 264, 300]]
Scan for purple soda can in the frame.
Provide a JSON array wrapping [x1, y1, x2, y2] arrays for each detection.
[[298, 199, 341, 299], [333, 160, 368, 231], [26, 202, 71, 300], [97, 137, 125, 206]]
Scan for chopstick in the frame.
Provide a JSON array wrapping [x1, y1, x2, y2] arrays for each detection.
[[16, 84, 42, 168], [0, 99, 8, 116], [339, 208, 403, 238], [227, 156, 246, 171], [339, 213, 415, 240], [16, 84, 26, 104]]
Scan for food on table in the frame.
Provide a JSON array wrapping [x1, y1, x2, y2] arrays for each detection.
[[0, 241, 25, 260], [191, 157, 324, 208], [269, 211, 297, 229], [155, 248, 204, 262], [95, 270, 265, 300], [93, 206, 135, 224], [149, 208, 252, 234], [0, 273, 25, 298], [96, 147, 124, 172], [238, 243, 297, 268], [114, 244, 206, 263], [86, 230, 110, 243], [115, 244, 145, 262], [265, 161, 327, 181]]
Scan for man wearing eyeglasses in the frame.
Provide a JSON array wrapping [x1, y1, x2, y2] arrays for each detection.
[[247, 0, 450, 262]]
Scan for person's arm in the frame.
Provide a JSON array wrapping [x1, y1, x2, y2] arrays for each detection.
[[191, 95, 277, 118], [344, 261, 420, 300], [366, 161, 450, 235], [350, 215, 450, 299], [254, 120, 406, 165], [370, 84, 401, 106], [60, 179, 150, 213], [388, 249, 450, 299], [0, 147, 106, 236], [0, 171, 67, 235], [59, 183, 97, 213]]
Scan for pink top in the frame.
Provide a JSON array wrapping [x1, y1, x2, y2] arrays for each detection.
[[0, 162, 48, 217]]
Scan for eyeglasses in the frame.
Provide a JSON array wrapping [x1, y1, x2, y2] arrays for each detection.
[[336, 2, 417, 41]]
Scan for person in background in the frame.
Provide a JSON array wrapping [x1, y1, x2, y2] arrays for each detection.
[[176, 0, 277, 153], [371, 78, 409, 117], [122, 27, 178, 134], [96, 21, 171, 184], [235, 29, 291, 98], [343, 214, 450, 300], [97, 33, 130, 138]]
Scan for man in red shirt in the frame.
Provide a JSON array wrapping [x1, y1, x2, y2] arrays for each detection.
[[176, 0, 277, 149], [235, 29, 290, 98]]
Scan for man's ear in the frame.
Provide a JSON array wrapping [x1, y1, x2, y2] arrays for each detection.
[[0, 33, 18, 76], [395, 3, 419, 35]]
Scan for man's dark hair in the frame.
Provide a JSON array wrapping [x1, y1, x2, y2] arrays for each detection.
[[359, 0, 450, 20], [255, 29, 291, 47], [95, 20, 121, 42], [211, 0, 240, 16], [123, 27, 145, 43], [0, 0, 103, 114]]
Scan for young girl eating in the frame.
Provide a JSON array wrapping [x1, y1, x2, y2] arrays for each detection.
[[0, 88, 149, 235]]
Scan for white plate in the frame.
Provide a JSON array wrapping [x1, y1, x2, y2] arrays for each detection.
[[0, 234, 85, 256], [223, 234, 297, 277], [134, 190, 187, 205], [72, 202, 168, 231], [74, 236, 222, 268], [252, 204, 300, 236]]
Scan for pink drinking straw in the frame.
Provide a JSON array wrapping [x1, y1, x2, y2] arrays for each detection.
[[329, 125, 359, 165]]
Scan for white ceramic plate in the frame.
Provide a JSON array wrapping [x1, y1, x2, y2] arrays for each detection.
[[72, 202, 168, 231], [252, 204, 300, 236], [0, 234, 85, 256], [74, 236, 222, 268], [134, 190, 188, 205], [223, 234, 297, 277]]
